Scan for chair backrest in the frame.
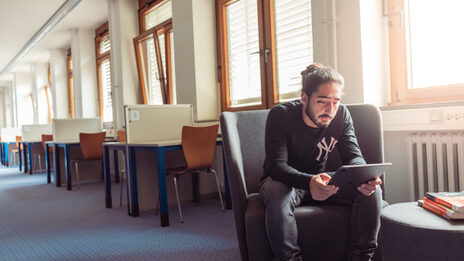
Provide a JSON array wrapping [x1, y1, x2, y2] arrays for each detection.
[[117, 130, 126, 143], [79, 132, 107, 160], [41, 134, 53, 151], [15, 136, 22, 149], [181, 125, 219, 171]]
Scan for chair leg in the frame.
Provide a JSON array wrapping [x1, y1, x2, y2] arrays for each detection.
[[38, 154, 42, 172], [75, 162, 80, 190], [211, 169, 225, 212], [173, 175, 184, 223]]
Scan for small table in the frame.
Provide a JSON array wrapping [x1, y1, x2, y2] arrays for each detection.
[[379, 202, 464, 261]]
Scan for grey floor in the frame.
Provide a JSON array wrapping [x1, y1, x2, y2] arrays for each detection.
[[0, 166, 240, 261]]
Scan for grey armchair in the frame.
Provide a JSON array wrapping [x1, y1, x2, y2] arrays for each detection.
[[220, 104, 386, 261]]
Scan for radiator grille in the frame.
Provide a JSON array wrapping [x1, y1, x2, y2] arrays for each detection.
[[405, 133, 464, 201]]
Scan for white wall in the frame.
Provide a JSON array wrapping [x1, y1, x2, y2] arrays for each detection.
[[50, 49, 70, 119], [14, 72, 34, 126], [0, 89, 4, 127], [34, 63, 49, 124]]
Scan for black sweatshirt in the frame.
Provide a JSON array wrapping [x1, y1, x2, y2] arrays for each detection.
[[262, 100, 366, 190]]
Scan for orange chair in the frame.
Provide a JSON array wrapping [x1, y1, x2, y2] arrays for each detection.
[[117, 130, 126, 143], [165, 125, 225, 223], [36, 134, 54, 172], [10, 136, 22, 166], [71, 132, 106, 189]]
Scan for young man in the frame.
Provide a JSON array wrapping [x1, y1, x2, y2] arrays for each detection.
[[259, 63, 382, 261]]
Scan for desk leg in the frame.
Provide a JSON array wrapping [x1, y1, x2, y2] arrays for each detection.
[[28, 143, 32, 174], [54, 144, 61, 187], [156, 148, 170, 227], [45, 144, 51, 184], [5, 143, 9, 167], [192, 172, 200, 203], [19, 144, 22, 171], [103, 145, 112, 208], [222, 149, 232, 210], [65, 145, 72, 191], [113, 149, 120, 184], [128, 147, 139, 217]]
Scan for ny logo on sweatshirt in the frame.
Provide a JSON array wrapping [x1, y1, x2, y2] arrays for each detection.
[[316, 137, 338, 161]]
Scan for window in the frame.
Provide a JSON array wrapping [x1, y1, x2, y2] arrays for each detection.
[[134, 0, 176, 104], [217, 0, 314, 111], [95, 22, 113, 127], [387, 0, 464, 105], [67, 48, 74, 118]]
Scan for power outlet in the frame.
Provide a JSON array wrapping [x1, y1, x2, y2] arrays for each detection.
[[444, 108, 464, 122]]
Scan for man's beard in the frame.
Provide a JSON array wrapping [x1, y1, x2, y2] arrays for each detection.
[[305, 105, 331, 128]]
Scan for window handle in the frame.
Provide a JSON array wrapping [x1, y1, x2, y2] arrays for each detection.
[[264, 49, 270, 63]]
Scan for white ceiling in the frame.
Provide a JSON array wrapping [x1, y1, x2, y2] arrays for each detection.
[[0, 0, 108, 82]]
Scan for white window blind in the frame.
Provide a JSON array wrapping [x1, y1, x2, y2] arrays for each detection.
[[408, 0, 464, 89], [274, 0, 313, 101], [226, 0, 262, 107], [170, 31, 176, 104], [100, 59, 113, 123], [99, 36, 111, 54], [145, 0, 172, 30]]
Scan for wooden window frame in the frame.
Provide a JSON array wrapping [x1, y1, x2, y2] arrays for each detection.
[[95, 22, 112, 122], [387, 0, 464, 105], [216, 0, 282, 112], [134, 1, 173, 105], [67, 48, 74, 118]]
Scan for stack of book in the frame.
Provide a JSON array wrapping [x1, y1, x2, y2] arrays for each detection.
[[417, 191, 464, 220]]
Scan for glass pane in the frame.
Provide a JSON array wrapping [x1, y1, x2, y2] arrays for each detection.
[[101, 59, 113, 123], [38, 87, 48, 123], [144, 0, 172, 30], [274, 0, 313, 102], [408, 0, 464, 88], [137, 37, 163, 104], [226, 0, 262, 107], [99, 36, 111, 54], [170, 31, 176, 104]]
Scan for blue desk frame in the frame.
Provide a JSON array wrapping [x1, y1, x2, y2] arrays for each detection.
[[102, 142, 125, 210], [45, 142, 53, 184], [49, 142, 80, 190], [19, 141, 41, 174], [1, 142, 16, 167], [102, 141, 232, 227]]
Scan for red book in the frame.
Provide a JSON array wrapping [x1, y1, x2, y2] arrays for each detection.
[[426, 191, 464, 213], [418, 198, 464, 219]]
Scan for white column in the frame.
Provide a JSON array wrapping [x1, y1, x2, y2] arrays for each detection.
[[172, 0, 220, 121], [108, 0, 140, 131], [50, 49, 70, 119]]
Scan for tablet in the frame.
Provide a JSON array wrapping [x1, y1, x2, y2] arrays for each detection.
[[328, 163, 392, 198]]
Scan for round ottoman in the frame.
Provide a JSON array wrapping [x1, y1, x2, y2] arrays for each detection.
[[379, 202, 464, 261]]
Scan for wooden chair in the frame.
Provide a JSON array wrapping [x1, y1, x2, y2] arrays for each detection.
[[165, 125, 225, 223], [71, 132, 106, 189], [10, 136, 22, 166]]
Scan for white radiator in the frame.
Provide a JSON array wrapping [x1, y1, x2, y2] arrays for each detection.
[[405, 133, 464, 201]]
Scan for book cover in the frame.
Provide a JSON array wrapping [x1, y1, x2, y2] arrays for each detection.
[[421, 198, 464, 219], [425, 191, 464, 213]]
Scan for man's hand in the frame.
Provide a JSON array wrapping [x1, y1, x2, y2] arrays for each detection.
[[357, 177, 382, 196], [310, 173, 339, 201]]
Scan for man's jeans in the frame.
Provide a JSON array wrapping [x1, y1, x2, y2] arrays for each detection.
[[258, 176, 382, 261]]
